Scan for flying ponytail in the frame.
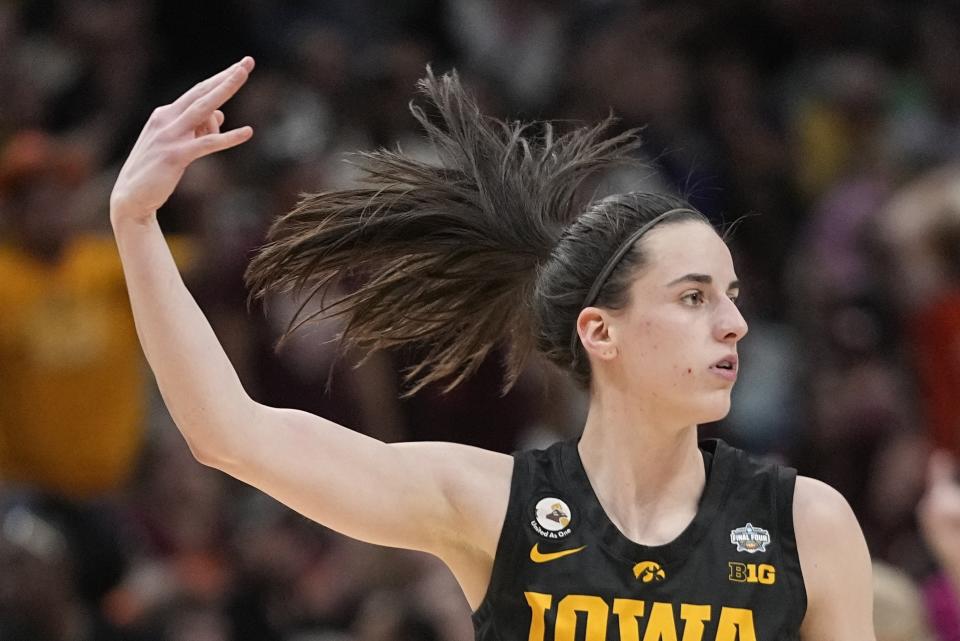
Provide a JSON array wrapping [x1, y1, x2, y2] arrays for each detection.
[[245, 68, 666, 394]]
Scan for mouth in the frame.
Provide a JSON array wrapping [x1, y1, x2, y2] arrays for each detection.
[[709, 355, 738, 382]]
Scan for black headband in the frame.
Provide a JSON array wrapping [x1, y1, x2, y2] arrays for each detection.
[[570, 207, 698, 360]]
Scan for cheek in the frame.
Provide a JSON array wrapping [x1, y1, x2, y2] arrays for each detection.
[[625, 319, 699, 383], [662, 346, 703, 388], [670, 363, 697, 386]]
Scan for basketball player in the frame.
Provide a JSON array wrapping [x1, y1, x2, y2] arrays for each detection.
[[109, 57, 875, 640]]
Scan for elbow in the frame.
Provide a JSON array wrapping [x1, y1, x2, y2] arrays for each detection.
[[184, 432, 246, 472], [174, 412, 244, 470], [177, 400, 265, 471], [183, 432, 227, 468], [166, 409, 228, 467]]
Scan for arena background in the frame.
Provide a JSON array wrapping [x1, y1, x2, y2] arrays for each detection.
[[1, 1, 959, 639]]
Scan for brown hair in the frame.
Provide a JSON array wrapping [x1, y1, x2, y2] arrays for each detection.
[[245, 69, 709, 394]]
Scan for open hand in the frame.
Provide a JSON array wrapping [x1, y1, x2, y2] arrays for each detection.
[[110, 57, 255, 223]]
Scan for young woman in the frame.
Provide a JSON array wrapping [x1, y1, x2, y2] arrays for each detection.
[[110, 57, 876, 640]]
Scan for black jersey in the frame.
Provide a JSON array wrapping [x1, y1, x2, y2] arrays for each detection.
[[472, 437, 806, 641]]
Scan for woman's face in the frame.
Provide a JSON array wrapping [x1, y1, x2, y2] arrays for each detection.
[[599, 220, 748, 424]]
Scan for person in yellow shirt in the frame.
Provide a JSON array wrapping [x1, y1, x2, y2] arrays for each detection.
[[0, 130, 161, 498]]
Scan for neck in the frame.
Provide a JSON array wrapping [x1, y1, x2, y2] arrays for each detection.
[[578, 385, 706, 545]]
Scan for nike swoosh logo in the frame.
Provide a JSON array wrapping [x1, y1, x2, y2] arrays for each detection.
[[530, 543, 587, 563]]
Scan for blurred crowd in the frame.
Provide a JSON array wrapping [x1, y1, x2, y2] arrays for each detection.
[[2, 0, 960, 639]]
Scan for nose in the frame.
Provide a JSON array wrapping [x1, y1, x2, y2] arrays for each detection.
[[714, 296, 748, 343]]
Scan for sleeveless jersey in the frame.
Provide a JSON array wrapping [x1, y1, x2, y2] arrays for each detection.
[[472, 437, 807, 641]]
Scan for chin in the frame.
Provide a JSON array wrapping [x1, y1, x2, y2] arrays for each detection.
[[690, 392, 733, 425]]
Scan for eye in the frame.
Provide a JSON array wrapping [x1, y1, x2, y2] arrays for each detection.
[[682, 290, 706, 306]]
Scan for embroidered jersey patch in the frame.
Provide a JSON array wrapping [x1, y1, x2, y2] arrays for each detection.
[[530, 497, 574, 539], [730, 523, 771, 553]]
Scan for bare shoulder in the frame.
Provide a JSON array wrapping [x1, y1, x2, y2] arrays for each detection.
[[793, 476, 877, 640], [793, 475, 860, 530], [793, 475, 868, 578]]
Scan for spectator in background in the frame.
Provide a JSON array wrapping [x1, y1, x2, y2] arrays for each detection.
[[0, 129, 148, 499], [918, 450, 960, 641], [877, 166, 960, 460], [0, 127, 198, 499], [0, 498, 122, 640], [872, 559, 937, 641]]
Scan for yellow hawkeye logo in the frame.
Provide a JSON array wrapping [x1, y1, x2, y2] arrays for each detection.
[[633, 561, 667, 583], [529, 543, 587, 563]]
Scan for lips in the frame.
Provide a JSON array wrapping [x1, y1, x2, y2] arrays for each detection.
[[709, 354, 738, 381], [711, 354, 738, 371]]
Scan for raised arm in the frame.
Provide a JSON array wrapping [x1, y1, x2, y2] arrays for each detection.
[[109, 59, 511, 602]]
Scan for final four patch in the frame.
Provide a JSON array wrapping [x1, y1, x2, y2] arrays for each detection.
[[531, 497, 574, 539], [730, 523, 771, 553]]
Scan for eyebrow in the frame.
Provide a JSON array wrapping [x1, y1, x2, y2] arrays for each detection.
[[666, 273, 741, 290]]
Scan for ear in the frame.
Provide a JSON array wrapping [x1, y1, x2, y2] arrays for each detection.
[[576, 306, 619, 361]]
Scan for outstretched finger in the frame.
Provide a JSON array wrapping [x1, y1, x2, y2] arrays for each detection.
[[186, 126, 254, 160], [171, 57, 254, 113], [174, 66, 251, 132]]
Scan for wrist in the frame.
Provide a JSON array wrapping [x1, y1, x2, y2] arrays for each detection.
[[110, 204, 158, 231]]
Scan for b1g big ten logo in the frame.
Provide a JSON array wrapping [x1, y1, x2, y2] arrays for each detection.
[[524, 592, 758, 641], [531, 497, 574, 539], [728, 562, 776, 585]]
